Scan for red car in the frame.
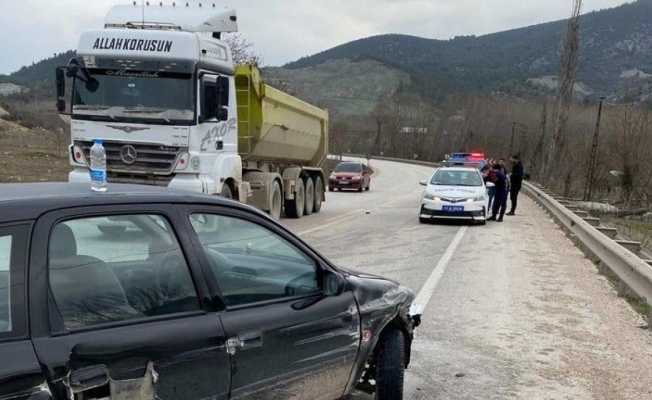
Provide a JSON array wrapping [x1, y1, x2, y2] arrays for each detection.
[[329, 161, 371, 192]]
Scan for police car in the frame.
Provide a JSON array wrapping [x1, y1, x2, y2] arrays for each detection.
[[419, 167, 489, 224]]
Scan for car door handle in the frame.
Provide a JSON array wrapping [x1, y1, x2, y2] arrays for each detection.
[[226, 333, 263, 355], [239, 332, 263, 349]]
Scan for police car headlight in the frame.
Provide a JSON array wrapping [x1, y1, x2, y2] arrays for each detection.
[[469, 195, 485, 202], [424, 193, 440, 201]]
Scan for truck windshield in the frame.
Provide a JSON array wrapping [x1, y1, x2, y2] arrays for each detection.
[[73, 70, 194, 125]]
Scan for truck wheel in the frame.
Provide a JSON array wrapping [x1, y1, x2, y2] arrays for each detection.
[[375, 329, 405, 400], [285, 179, 305, 218], [220, 184, 233, 200], [304, 177, 315, 216], [314, 177, 324, 213], [270, 181, 283, 220]]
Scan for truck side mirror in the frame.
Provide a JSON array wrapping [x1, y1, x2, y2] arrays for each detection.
[[56, 67, 67, 113], [215, 76, 230, 122]]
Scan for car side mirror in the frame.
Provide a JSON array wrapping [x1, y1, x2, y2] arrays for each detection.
[[419, 180, 427, 186], [324, 270, 346, 296]]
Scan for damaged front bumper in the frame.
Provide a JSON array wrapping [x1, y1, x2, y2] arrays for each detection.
[[409, 303, 424, 328]]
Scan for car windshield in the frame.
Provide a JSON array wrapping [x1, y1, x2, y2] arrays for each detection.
[[335, 163, 363, 173], [431, 170, 483, 187], [72, 69, 194, 124]]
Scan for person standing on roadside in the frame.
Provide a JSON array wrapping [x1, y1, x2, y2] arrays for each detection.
[[481, 164, 496, 210], [487, 163, 508, 222], [507, 155, 524, 216], [498, 157, 510, 193]]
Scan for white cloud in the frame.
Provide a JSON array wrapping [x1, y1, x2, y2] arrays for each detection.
[[0, 0, 632, 74]]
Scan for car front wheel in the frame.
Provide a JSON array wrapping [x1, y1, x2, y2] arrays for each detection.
[[375, 329, 405, 400]]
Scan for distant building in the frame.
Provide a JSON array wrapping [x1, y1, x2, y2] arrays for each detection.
[[400, 126, 429, 134], [0, 83, 27, 97]]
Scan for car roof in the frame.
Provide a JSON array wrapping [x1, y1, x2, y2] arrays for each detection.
[[0, 182, 249, 223]]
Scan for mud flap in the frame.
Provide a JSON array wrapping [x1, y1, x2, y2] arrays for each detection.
[[67, 362, 158, 400], [109, 362, 157, 400]]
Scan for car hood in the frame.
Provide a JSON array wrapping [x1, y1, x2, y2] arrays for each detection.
[[339, 267, 415, 317], [426, 184, 484, 199]]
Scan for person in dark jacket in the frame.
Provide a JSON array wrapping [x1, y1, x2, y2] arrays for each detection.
[[507, 155, 524, 216], [487, 164, 508, 222], [481, 164, 496, 210]]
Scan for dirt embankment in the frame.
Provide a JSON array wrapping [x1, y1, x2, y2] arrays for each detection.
[[0, 118, 70, 183]]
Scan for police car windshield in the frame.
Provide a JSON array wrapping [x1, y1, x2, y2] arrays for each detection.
[[431, 170, 483, 187], [73, 69, 194, 124]]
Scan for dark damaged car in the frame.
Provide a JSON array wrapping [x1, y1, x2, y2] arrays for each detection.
[[0, 183, 420, 400]]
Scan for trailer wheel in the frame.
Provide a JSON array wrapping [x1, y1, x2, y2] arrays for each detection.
[[270, 181, 283, 220], [314, 176, 324, 213], [285, 178, 305, 218], [220, 184, 233, 200], [304, 177, 315, 216]]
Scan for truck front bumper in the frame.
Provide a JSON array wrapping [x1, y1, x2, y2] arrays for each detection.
[[69, 169, 214, 194]]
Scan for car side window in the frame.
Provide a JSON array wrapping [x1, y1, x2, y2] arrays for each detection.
[[0, 235, 12, 333], [48, 214, 200, 330], [189, 214, 319, 306]]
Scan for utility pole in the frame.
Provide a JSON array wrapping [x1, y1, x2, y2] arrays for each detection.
[[583, 97, 605, 201], [509, 122, 517, 156], [509, 122, 527, 156]]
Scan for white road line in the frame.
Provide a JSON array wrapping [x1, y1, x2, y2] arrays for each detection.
[[297, 209, 364, 236], [414, 226, 468, 310], [296, 189, 422, 237]]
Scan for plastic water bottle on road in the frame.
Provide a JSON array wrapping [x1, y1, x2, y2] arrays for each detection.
[[90, 139, 107, 192]]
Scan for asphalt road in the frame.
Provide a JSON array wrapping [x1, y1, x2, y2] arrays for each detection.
[[283, 159, 652, 400]]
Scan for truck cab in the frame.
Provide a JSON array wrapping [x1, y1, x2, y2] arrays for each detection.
[[57, 4, 328, 220], [58, 5, 246, 199]]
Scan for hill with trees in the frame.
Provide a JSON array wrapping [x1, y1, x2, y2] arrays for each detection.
[[284, 0, 652, 102]]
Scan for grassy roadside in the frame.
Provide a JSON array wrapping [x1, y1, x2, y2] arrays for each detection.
[[601, 215, 652, 255], [0, 119, 70, 183]]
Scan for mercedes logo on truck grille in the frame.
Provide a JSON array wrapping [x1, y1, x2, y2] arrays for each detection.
[[120, 145, 138, 165], [107, 125, 148, 133]]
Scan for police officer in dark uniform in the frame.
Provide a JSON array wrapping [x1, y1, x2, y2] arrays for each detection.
[[507, 155, 524, 216]]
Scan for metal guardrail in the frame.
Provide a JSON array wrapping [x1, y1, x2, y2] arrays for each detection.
[[523, 181, 652, 313], [338, 154, 441, 168]]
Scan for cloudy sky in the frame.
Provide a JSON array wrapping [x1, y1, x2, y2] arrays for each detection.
[[1, 0, 631, 74]]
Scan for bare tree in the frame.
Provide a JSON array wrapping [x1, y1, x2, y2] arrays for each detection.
[[223, 33, 262, 66], [545, 0, 583, 179]]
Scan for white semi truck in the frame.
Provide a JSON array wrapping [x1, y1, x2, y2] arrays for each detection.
[[56, 3, 328, 219]]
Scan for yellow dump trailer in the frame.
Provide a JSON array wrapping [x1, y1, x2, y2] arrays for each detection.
[[234, 65, 329, 219], [235, 65, 329, 167]]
